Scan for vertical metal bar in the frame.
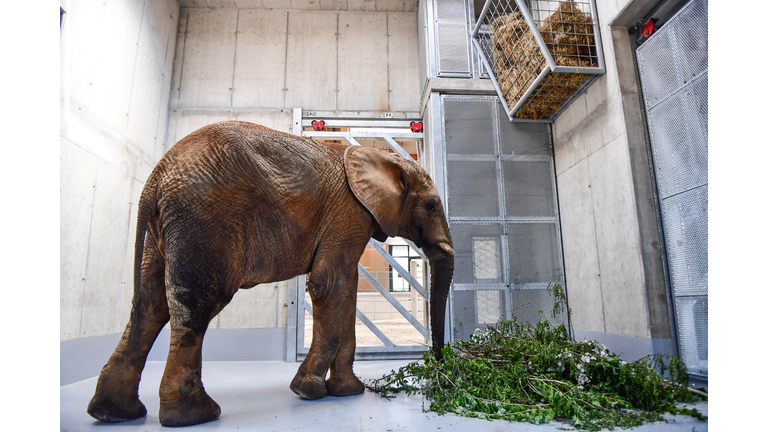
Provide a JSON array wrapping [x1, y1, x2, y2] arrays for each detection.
[[493, 95, 513, 322], [292, 107, 302, 136], [433, 93, 447, 203], [286, 276, 298, 362], [409, 260, 418, 323], [426, 0, 438, 78], [589, 0, 607, 73], [551, 143, 572, 333], [296, 274, 307, 352], [435, 93, 453, 345]]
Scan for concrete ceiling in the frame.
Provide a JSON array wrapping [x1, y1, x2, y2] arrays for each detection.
[[176, 0, 418, 12]]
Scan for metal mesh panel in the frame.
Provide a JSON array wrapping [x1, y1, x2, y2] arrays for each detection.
[[672, 0, 708, 85], [507, 222, 563, 286], [511, 288, 563, 327], [690, 73, 708, 140], [442, 95, 567, 343], [447, 160, 500, 217], [473, 0, 603, 120], [449, 223, 505, 285], [444, 99, 496, 155], [437, 21, 472, 74], [497, 103, 551, 155], [435, 0, 471, 75], [452, 290, 481, 341], [503, 160, 555, 217], [637, 26, 679, 108], [661, 185, 708, 297], [673, 296, 708, 376], [646, 74, 708, 199], [436, 0, 469, 20], [636, 0, 708, 377]]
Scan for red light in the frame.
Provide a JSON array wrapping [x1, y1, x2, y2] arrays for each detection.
[[312, 120, 325, 131], [642, 20, 654, 38], [410, 121, 423, 133]]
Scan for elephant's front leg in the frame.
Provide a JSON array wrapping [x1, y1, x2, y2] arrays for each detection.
[[290, 264, 359, 400], [326, 267, 365, 397]]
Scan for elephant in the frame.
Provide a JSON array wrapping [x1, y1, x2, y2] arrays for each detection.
[[86, 121, 454, 427]]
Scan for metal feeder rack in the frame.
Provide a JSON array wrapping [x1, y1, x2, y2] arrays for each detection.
[[472, 0, 605, 122]]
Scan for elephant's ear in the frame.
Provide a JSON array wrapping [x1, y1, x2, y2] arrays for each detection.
[[344, 146, 407, 237]]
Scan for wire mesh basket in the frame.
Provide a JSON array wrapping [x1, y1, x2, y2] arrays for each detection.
[[472, 0, 605, 121]]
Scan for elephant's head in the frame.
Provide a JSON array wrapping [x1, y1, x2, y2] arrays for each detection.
[[344, 146, 454, 361]]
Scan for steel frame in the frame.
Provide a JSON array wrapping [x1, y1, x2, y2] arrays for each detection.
[[471, 0, 606, 122], [287, 108, 432, 361], [438, 94, 568, 335]]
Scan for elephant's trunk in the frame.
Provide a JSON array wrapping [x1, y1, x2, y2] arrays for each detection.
[[424, 243, 455, 362]]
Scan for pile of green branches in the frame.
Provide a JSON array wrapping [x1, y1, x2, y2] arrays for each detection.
[[365, 285, 706, 431]]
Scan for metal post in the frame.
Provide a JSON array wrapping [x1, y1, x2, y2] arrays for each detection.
[[292, 108, 302, 136], [286, 277, 298, 362]]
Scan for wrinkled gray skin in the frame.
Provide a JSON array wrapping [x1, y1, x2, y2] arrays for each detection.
[[87, 121, 454, 427]]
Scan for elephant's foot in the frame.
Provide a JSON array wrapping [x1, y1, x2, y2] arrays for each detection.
[[87, 362, 147, 423], [159, 388, 221, 427], [87, 392, 147, 423], [290, 370, 328, 400], [326, 374, 365, 397]]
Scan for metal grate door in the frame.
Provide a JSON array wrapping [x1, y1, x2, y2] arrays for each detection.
[[441, 95, 567, 342], [636, 0, 708, 377], [286, 110, 432, 361]]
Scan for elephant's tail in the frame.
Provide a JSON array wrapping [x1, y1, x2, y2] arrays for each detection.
[[133, 179, 159, 295]]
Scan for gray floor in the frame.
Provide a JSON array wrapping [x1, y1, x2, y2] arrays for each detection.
[[61, 360, 708, 432]]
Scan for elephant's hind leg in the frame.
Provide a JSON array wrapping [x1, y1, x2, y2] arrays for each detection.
[[88, 245, 169, 423], [158, 283, 232, 427]]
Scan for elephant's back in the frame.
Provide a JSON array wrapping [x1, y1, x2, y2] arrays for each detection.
[[151, 121, 352, 282], [156, 121, 340, 194]]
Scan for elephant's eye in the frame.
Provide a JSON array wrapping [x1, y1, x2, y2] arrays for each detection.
[[426, 203, 436, 214]]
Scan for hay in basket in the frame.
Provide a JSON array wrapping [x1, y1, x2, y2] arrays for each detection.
[[490, 1, 598, 119]]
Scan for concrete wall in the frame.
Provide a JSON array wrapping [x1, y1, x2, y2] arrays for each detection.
[[552, 0, 674, 352], [61, 0, 421, 343], [175, 0, 418, 13], [60, 0, 180, 341], [164, 5, 421, 150]]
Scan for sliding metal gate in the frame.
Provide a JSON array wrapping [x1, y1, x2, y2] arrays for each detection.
[[286, 109, 432, 361], [439, 95, 568, 342], [636, 0, 708, 377]]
